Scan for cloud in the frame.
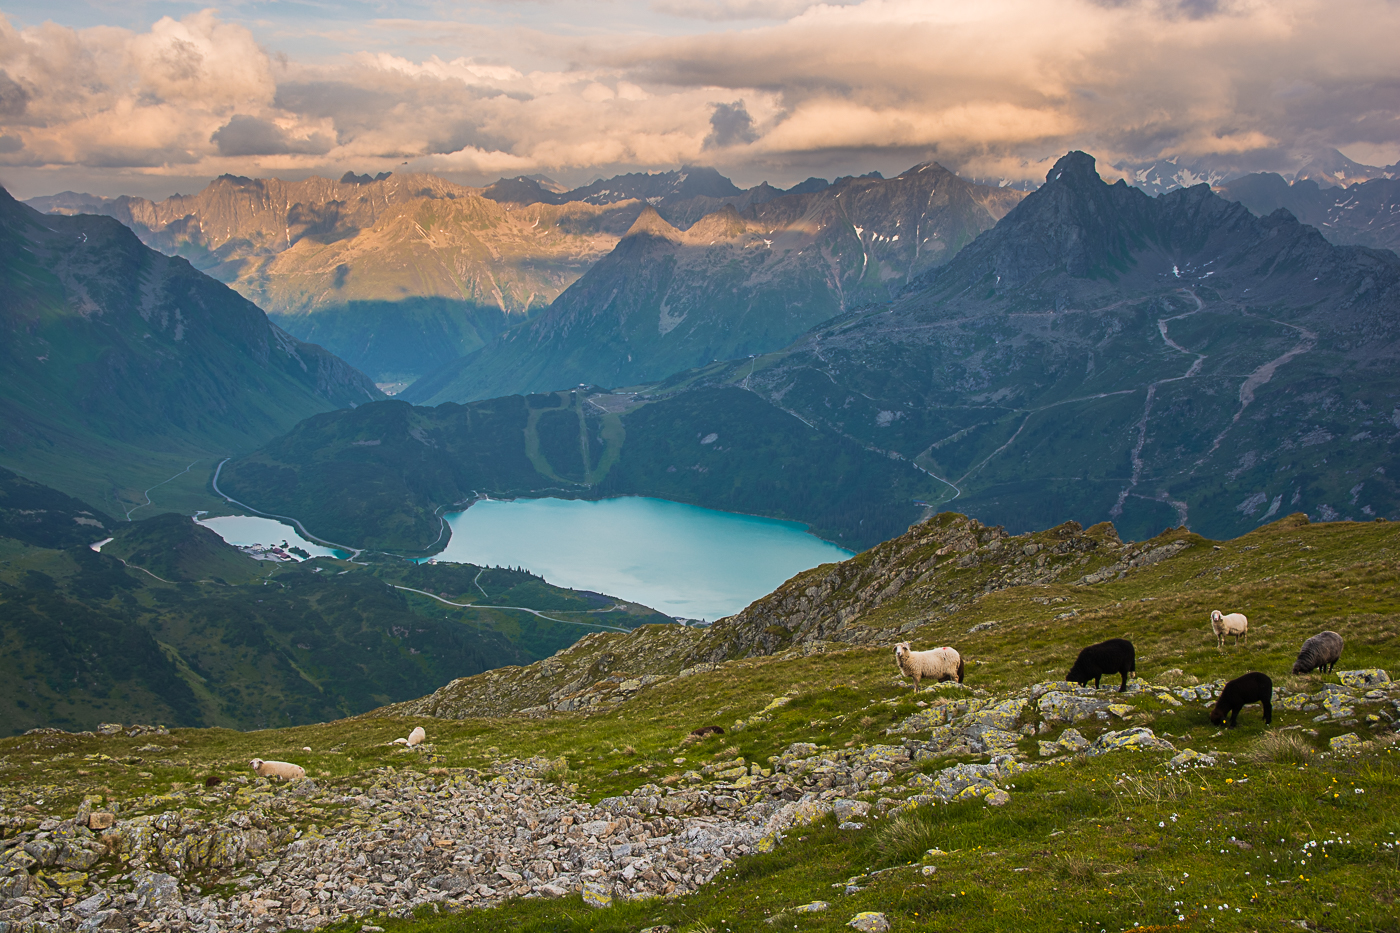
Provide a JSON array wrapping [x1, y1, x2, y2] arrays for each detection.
[[704, 101, 758, 149], [650, 0, 855, 21], [0, 0, 1397, 193], [210, 115, 333, 156], [0, 70, 28, 117], [0, 10, 278, 169]]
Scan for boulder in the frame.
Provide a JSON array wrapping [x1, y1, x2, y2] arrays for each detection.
[[970, 697, 1028, 731], [1039, 727, 1090, 757], [1037, 692, 1109, 723], [1329, 733, 1367, 754], [1337, 669, 1390, 688], [133, 871, 181, 909], [793, 797, 833, 826], [1321, 694, 1355, 718], [582, 879, 613, 908], [832, 799, 871, 823], [1167, 748, 1216, 769], [848, 912, 890, 932], [1086, 727, 1174, 755]]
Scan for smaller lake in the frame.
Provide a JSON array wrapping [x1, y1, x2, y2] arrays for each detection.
[[435, 497, 852, 620], [197, 515, 348, 560]]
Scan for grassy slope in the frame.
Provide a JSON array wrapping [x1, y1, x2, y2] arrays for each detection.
[[0, 189, 381, 517], [0, 492, 669, 735], [3, 514, 1398, 930]]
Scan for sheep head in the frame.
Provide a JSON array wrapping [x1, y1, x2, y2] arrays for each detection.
[[894, 642, 912, 673]]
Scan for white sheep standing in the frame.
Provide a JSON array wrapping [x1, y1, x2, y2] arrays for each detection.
[[250, 758, 306, 781], [894, 642, 964, 689], [1210, 610, 1248, 648]]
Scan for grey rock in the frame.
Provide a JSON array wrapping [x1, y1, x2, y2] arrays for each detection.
[[132, 872, 180, 909]]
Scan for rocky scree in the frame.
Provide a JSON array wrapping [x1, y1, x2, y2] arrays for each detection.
[[4, 669, 1395, 932]]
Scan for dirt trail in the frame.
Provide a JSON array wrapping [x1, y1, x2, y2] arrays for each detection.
[[1110, 289, 1210, 522]]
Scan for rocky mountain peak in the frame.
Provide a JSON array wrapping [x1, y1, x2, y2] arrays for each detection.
[[674, 165, 744, 200], [683, 204, 747, 241], [622, 205, 682, 241], [1044, 150, 1102, 187]]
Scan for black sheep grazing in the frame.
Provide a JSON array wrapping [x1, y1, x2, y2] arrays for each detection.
[[1210, 672, 1273, 727], [1292, 631, 1344, 675], [1065, 638, 1136, 692]]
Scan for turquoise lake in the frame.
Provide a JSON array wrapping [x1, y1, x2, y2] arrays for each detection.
[[435, 497, 852, 620], [197, 498, 852, 620]]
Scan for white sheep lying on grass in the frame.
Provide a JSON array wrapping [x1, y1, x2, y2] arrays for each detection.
[[250, 758, 305, 781], [894, 642, 964, 689], [1210, 610, 1248, 648], [392, 726, 428, 747]]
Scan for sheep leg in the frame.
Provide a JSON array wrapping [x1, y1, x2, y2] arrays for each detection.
[[1093, 674, 1102, 689], [1118, 670, 1128, 693], [1228, 707, 1239, 728], [1262, 698, 1272, 725]]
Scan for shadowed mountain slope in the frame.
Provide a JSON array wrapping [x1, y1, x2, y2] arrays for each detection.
[[697, 151, 1400, 541], [0, 187, 380, 513]]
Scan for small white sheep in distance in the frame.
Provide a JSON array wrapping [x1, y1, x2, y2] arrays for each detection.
[[391, 726, 428, 746], [894, 642, 964, 689], [250, 758, 305, 781], [1210, 610, 1248, 648]]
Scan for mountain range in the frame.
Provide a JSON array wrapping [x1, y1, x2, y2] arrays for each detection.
[[5, 145, 1400, 737], [1114, 146, 1398, 196], [28, 165, 1020, 389], [1215, 172, 1400, 254], [26, 173, 641, 385], [405, 162, 1024, 403], [0, 188, 380, 516]]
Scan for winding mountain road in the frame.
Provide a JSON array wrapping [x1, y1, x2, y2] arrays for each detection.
[[390, 585, 630, 633], [210, 458, 364, 559]]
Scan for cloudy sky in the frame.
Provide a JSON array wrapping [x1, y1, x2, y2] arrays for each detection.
[[1, 0, 1397, 199]]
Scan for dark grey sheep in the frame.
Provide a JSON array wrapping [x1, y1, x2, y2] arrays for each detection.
[[1210, 672, 1273, 727], [1292, 631, 1344, 675], [1066, 638, 1136, 692]]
